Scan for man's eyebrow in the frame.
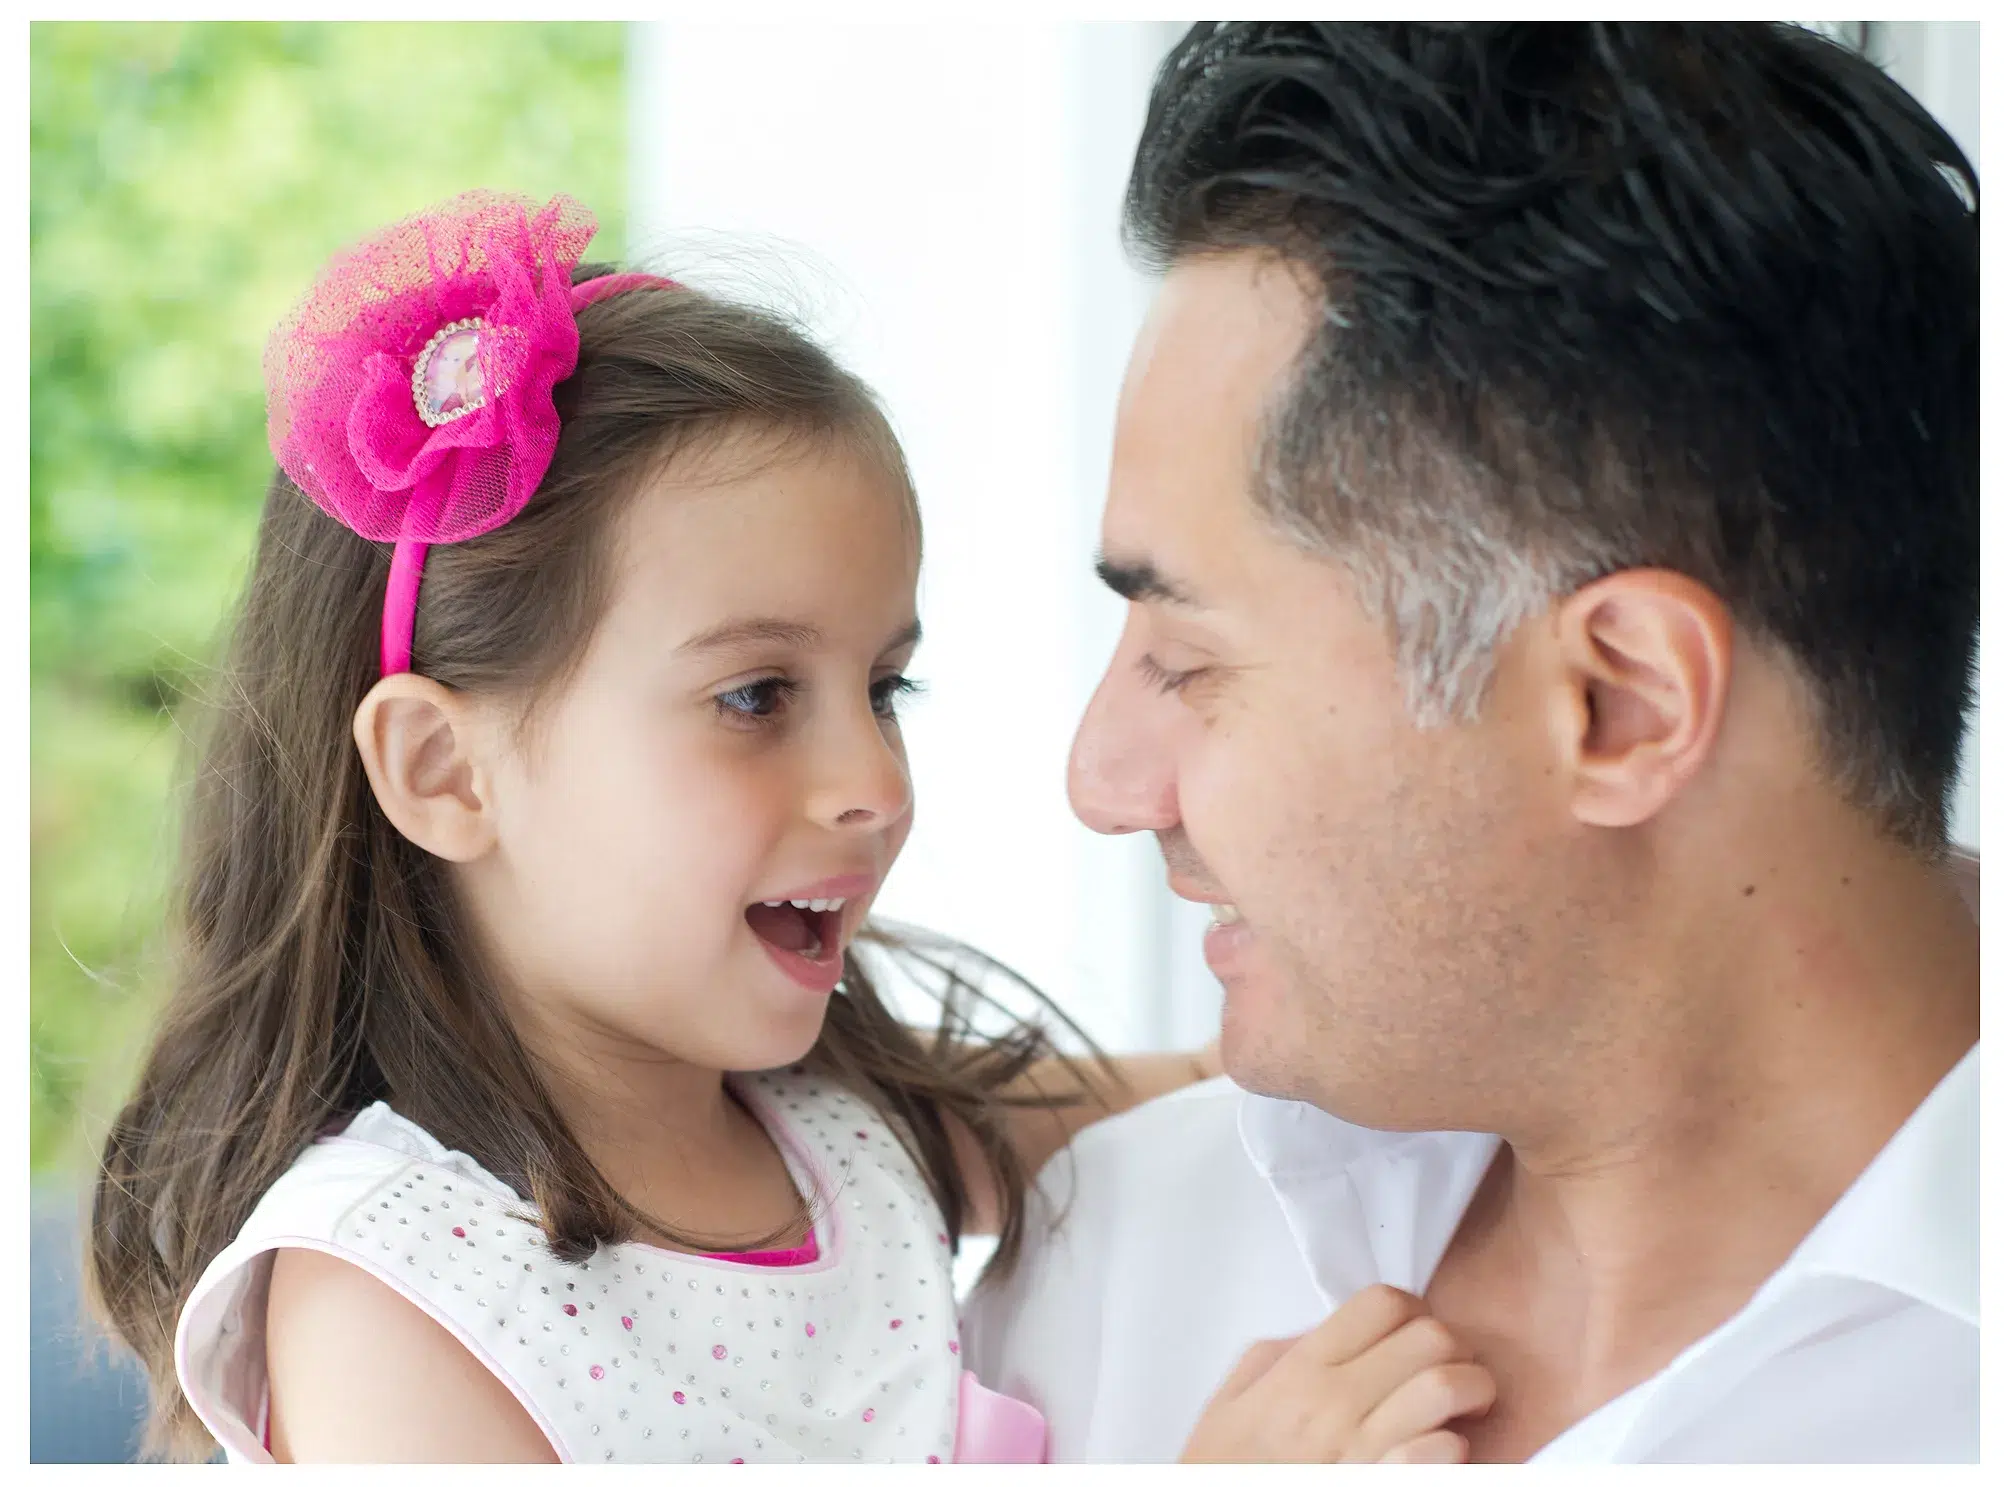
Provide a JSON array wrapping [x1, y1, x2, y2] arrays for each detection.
[[1094, 554, 1204, 608]]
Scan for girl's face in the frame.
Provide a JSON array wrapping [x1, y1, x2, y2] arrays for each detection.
[[461, 432, 921, 1076]]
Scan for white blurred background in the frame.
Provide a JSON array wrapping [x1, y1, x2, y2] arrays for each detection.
[[628, 20, 1982, 1063]]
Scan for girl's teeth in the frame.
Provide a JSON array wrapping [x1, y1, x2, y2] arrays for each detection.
[[1209, 902, 1243, 926], [778, 897, 847, 912]]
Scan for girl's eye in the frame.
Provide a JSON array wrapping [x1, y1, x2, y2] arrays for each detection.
[[1137, 653, 1204, 696], [871, 674, 924, 720], [714, 675, 922, 724], [715, 677, 797, 720]]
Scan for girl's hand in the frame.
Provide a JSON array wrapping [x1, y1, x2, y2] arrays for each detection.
[[1179, 1285, 1496, 1464]]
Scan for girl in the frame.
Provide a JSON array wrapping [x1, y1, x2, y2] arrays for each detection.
[[84, 192, 1218, 1464]]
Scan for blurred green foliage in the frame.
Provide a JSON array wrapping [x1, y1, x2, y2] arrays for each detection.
[[29, 22, 627, 1173]]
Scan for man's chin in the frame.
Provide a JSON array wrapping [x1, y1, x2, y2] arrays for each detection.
[[1215, 987, 1301, 1101]]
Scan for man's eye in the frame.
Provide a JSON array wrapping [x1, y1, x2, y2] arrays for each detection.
[[1138, 653, 1204, 695], [715, 678, 796, 720]]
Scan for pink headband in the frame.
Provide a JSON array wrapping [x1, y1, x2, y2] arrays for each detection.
[[262, 191, 680, 677]]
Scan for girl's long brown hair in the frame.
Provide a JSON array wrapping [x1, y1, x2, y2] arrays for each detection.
[[85, 269, 1106, 1462]]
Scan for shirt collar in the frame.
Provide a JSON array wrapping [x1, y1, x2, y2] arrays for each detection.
[[1775, 1041, 1978, 1326], [1237, 1091, 1500, 1304], [1237, 1042, 1978, 1327]]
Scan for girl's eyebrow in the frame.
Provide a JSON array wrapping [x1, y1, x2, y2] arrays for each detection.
[[675, 617, 923, 656], [677, 618, 825, 655]]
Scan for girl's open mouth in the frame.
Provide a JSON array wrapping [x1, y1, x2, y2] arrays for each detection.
[[745, 895, 851, 993], [745, 899, 844, 960]]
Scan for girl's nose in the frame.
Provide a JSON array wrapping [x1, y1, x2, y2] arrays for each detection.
[[809, 710, 912, 834]]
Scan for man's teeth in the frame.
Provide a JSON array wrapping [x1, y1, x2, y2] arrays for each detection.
[[760, 897, 848, 913], [1209, 902, 1243, 926]]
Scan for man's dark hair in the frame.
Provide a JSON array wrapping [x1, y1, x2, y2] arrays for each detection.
[[1127, 21, 1978, 849]]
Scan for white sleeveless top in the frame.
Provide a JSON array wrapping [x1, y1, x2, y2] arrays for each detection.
[[175, 1067, 988, 1463]]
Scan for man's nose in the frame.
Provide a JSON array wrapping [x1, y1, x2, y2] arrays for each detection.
[[1068, 653, 1181, 837]]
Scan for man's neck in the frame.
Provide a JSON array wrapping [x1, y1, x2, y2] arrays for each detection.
[[1427, 829, 1979, 1460]]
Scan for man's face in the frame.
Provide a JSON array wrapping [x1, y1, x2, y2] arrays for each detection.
[[1071, 251, 1600, 1127]]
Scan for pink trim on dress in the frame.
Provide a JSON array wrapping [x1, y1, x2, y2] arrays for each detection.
[[703, 1231, 822, 1268], [950, 1369, 1049, 1464]]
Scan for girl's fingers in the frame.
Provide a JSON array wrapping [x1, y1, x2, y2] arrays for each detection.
[[1290, 1284, 1435, 1374], [1333, 1313, 1469, 1415], [1379, 1429, 1471, 1465], [1217, 1335, 1295, 1402], [1348, 1361, 1497, 1463]]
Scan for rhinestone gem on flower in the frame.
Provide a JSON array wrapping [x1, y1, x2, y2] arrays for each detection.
[[412, 317, 491, 427]]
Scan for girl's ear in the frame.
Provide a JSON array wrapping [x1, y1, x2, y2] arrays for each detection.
[[352, 674, 499, 862]]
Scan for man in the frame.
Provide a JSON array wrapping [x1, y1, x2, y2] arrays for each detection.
[[963, 21, 1980, 1463]]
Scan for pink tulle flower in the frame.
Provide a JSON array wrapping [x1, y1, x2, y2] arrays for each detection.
[[264, 190, 599, 547]]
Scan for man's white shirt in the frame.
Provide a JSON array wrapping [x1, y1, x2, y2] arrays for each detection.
[[961, 1044, 1978, 1463]]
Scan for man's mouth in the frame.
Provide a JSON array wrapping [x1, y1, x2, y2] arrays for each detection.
[[1170, 871, 1255, 977], [1169, 870, 1241, 925], [1198, 894, 1255, 981], [745, 896, 848, 962]]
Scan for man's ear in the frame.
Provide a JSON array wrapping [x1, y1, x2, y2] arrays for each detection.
[[1544, 570, 1734, 830], [352, 673, 498, 863]]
